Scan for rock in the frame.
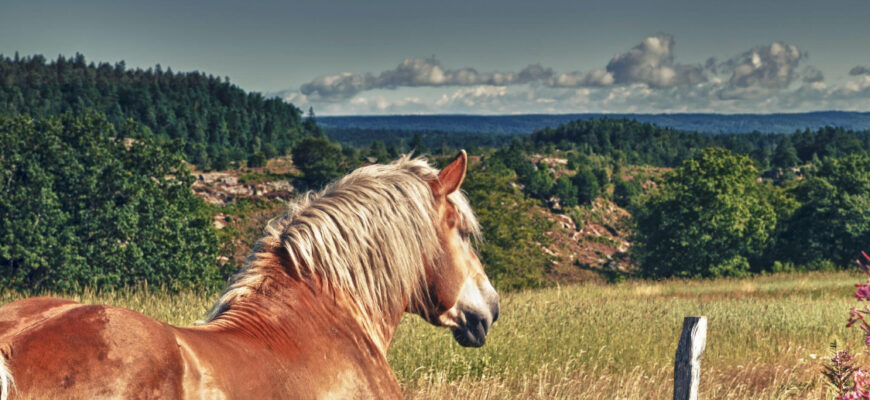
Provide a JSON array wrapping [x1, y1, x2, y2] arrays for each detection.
[[213, 213, 227, 230]]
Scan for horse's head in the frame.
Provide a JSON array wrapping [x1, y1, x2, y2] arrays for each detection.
[[418, 150, 499, 347]]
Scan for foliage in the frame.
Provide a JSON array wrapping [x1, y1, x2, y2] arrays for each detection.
[[823, 344, 858, 399], [553, 176, 579, 208], [634, 148, 776, 278], [367, 140, 392, 162], [463, 162, 554, 291], [527, 118, 869, 168], [572, 166, 602, 205], [777, 155, 870, 267], [823, 252, 870, 399], [613, 176, 643, 208], [0, 53, 316, 163], [291, 136, 347, 189], [246, 151, 267, 168], [409, 133, 428, 154], [771, 136, 800, 168], [326, 127, 518, 154], [0, 113, 220, 292], [319, 112, 870, 135]]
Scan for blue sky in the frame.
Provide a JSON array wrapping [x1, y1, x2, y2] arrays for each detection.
[[2, 0, 870, 114]]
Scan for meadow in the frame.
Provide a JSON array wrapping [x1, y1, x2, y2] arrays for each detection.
[[1, 271, 862, 399]]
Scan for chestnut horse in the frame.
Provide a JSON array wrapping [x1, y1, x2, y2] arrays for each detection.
[[0, 151, 499, 399]]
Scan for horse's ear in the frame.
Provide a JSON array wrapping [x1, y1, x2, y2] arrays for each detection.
[[432, 150, 467, 196]]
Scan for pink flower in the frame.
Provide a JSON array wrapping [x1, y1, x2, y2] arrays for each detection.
[[856, 284, 870, 301]]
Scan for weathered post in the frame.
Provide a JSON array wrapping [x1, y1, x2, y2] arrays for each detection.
[[674, 316, 707, 400]]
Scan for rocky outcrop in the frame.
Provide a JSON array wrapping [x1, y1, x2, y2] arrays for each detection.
[[193, 172, 295, 206]]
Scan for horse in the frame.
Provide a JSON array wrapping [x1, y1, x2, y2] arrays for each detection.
[[0, 150, 499, 399]]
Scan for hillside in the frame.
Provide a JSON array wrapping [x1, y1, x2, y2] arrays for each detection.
[[0, 53, 315, 167], [190, 151, 669, 288]]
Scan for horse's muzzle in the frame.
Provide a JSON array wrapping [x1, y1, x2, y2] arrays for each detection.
[[452, 291, 499, 348]]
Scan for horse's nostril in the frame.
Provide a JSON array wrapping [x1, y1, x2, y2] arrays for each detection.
[[465, 311, 480, 327]]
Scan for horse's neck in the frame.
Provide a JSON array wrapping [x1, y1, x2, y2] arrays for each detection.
[[207, 273, 404, 357]]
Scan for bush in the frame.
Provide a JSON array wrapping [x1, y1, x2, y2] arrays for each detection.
[[291, 136, 346, 189], [613, 177, 642, 208], [247, 151, 267, 168], [572, 166, 601, 205], [634, 148, 776, 278], [553, 176, 579, 208], [0, 113, 220, 292], [262, 143, 279, 159]]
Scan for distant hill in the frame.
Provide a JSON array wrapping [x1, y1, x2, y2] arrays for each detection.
[[319, 112, 870, 134], [0, 53, 315, 169]]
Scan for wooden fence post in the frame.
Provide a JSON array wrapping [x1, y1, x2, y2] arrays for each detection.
[[674, 316, 707, 400]]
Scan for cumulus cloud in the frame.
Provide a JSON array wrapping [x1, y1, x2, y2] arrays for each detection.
[[721, 41, 804, 89], [549, 34, 706, 88], [299, 57, 552, 101], [802, 66, 824, 83], [296, 35, 805, 103], [850, 66, 870, 76], [299, 72, 377, 102], [712, 41, 809, 100], [282, 33, 870, 114], [549, 69, 615, 87], [603, 34, 707, 87]]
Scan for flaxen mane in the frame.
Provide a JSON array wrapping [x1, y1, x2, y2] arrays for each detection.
[[207, 155, 480, 320]]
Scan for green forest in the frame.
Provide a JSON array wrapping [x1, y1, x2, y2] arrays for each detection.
[[1, 55, 869, 293], [0, 53, 319, 169]]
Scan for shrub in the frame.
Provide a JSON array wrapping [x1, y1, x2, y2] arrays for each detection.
[[246, 151, 267, 168], [291, 136, 346, 189], [613, 177, 642, 208], [572, 166, 601, 205], [0, 113, 220, 292], [553, 176, 579, 208]]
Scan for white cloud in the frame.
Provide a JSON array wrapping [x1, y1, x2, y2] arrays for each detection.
[[549, 34, 706, 88], [298, 57, 553, 101], [719, 41, 804, 92], [280, 34, 870, 114]]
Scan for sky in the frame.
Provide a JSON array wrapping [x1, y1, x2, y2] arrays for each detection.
[[2, 0, 870, 115]]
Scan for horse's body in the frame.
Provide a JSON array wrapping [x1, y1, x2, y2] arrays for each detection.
[[0, 152, 498, 399]]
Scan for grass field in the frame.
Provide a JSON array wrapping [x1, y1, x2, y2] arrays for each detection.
[[1, 271, 864, 399]]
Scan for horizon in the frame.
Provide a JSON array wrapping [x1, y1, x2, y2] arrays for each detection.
[[316, 110, 870, 117]]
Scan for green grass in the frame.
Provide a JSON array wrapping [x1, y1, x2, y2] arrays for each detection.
[[1, 271, 862, 399], [237, 170, 297, 184]]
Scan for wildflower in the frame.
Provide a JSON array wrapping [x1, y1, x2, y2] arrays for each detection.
[[856, 283, 870, 301]]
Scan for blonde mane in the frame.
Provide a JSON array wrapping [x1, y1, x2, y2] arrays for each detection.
[[207, 155, 480, 321]]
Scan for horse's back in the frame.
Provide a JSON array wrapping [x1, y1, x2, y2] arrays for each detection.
[[0, 297, 186, 399], [0, 297, 402, 399]]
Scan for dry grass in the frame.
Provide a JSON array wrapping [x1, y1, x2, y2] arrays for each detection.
[[389, 271, 859, 399], [1, 271, 862, 399]]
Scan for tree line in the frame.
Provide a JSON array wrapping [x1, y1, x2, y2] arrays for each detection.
[[527, 118, 870, 168]]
